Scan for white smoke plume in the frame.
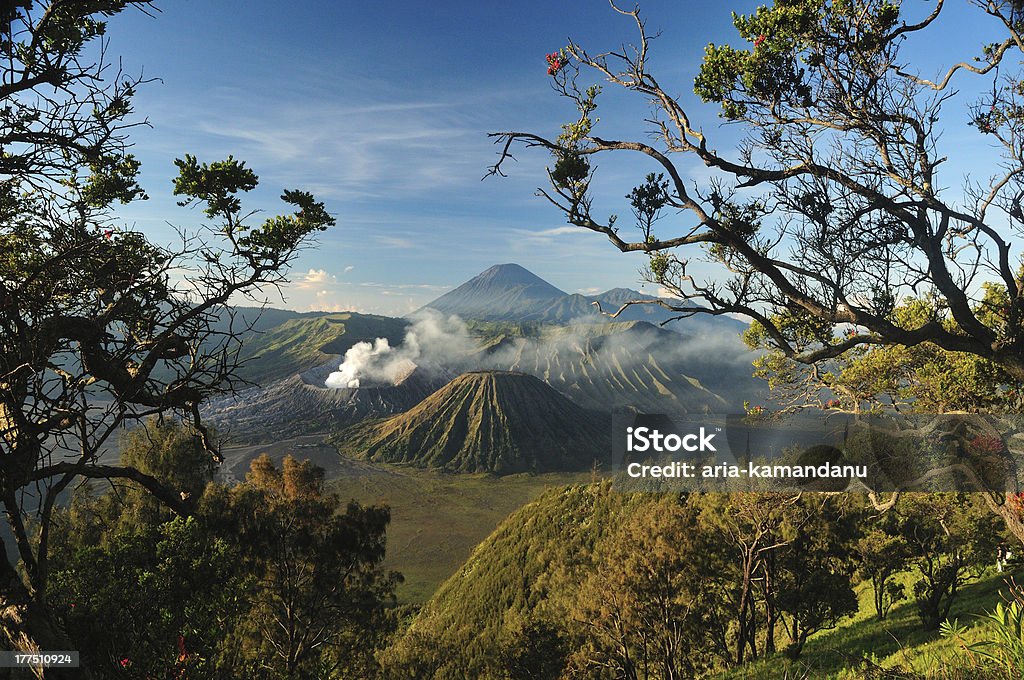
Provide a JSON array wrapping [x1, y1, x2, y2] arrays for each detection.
[[324, 338, 414, 388], [325, 310, 475, 388], [325, 305, 757, 397]]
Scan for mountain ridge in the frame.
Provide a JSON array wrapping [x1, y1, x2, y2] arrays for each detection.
[[421, 263, 746, 333]]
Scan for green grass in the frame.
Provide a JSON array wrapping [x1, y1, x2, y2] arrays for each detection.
[[327, 468, 592, 603], [712, 566, 1024, 679]]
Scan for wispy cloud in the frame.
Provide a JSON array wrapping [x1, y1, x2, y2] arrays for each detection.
[[358, 281, 450, 291], [164, 86, 495, 203], [377, 236, 416, 249]]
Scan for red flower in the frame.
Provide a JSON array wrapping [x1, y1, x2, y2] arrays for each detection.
[[545, 51, 565, 76], [103, 229, 113, 240], [753, 35, 766, 48], [120, 657, 131, 669]]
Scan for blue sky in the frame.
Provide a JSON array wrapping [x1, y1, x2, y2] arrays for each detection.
[[104, 1, 1002, 315]]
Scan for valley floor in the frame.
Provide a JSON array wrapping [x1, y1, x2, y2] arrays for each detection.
[[323, 456, 592, 602]]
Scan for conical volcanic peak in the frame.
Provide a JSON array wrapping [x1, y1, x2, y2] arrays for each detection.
[[419, 264, 569, 321], [334, 370, 609, 474], [470, 264, 564, 290]]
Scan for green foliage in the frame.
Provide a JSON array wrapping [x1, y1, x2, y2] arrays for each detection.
[[51, 516, 241, 679], [854, 517, 911, 620], [774, 499, 860, 658], [201, 454, 400, 678], [694, 0, 903, 119], [497, 618, 570, 680], [943, 587, 1024, 677], [567, 494, 725, 677], [173, 154, 259, 220], [556, 84, 600, 148], [744, 294, 1022, 413], [549, 152, 590, 190], [897, 494, 1003, 630], [48, 425, 398, 679], [628, 172, 670, 243]]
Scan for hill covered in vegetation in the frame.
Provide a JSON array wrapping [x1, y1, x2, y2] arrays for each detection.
[[381, 485, 1012, 679]]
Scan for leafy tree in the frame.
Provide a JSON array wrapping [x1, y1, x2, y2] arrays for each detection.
[[897, 493, 1003, 629], [853, 514, 911, 621], [0, 1, 334, 659], [695, 492, 792, 665], [743, 294, 1020, 415], [567, 495, 724, 679], [772, 497, 858, 658], [49, 429, 398, 679], [50, 515, 242, 679], [496, 618, 570, 680], [204, 454, 400, 679], [45, 419, 241, 678]]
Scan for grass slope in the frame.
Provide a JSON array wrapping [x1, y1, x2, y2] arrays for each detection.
[[711, 568, 1021, 679], [386, 484, 644, 673]]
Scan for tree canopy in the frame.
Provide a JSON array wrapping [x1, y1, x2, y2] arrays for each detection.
[[490, 0, 1024, 383], [0, 1, 334, 663]]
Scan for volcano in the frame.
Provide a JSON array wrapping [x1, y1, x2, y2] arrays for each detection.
[[422, 263, 569, 322], [333, 371, 610, 474]]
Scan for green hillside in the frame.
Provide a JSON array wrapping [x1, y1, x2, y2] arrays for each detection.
[[236, 312, 408, 382], [333, 371, 611, 473], [381, 485, 1017, 679], [381, 484, 646, 676]]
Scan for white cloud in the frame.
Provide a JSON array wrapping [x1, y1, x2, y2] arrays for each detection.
[[506, 224, 604, 249], [305, 268, 336, 283], [534, 226, 587, 237], [294, 268, 338, 289]]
